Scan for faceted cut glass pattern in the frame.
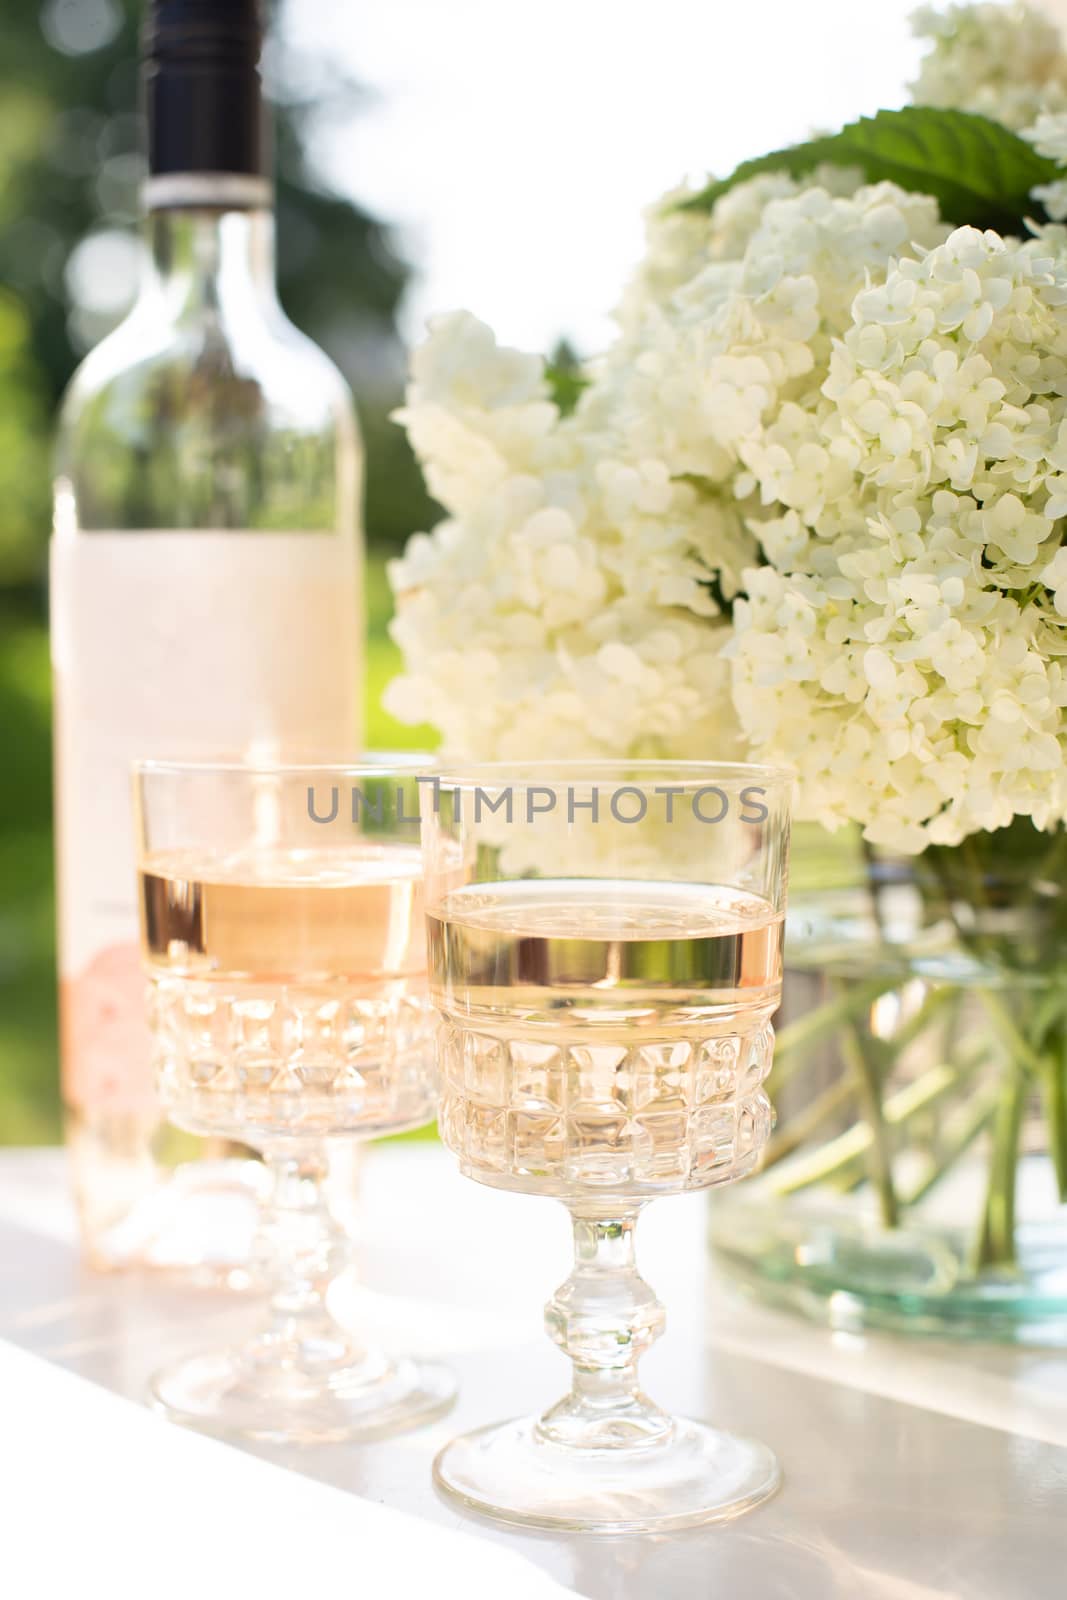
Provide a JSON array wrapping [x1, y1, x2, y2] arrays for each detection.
[[150, 976, 435, 1139], [437, 1020, 775, 1196]]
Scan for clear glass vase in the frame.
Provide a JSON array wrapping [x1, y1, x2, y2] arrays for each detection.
[[711, 820, 1067, 1344]]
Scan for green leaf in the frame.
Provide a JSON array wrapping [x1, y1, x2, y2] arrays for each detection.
[[545, 337, 588, 416], [679, 107, 1060, 236]]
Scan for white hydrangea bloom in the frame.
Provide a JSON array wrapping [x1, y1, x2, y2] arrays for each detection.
[[731, 226, 1067, 846], [614, 164, 865, 348], [388, 91, 1067, 850], [606, 182, 947, 499], [386, 313, 743, 764], [1023, 110, 1067, 221], [1026, 109, 1067, 166], [911, 3, 1067, 130], [388, 182, 943, 778], [392, 311, 560, 517]]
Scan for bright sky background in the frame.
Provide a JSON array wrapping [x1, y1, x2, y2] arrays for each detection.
[[282, 0, 931, 357]]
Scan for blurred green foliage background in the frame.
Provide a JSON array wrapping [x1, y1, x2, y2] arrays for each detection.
[[0, 0, 435, 1141]]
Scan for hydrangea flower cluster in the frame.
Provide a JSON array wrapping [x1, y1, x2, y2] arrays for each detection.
[[387, 181, 946, 767], [731, 225, 1067, 848], [387, 5, 1067, 852], [386, 312, 744, 763], [910, 3, 1067, 129], [1026, 110, 1067, 221]]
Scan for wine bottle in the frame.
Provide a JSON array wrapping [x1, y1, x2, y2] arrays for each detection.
[[50, 0, 363, 1273]]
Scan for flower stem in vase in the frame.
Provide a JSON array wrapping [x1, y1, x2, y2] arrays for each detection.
[[770, 977, 890, 1092], [1040, 1029, 1067, 1205], [899, 1089, 999, 1210], [768, 1053, 984, 1199], [840, 1020, 899, 1228], [760, 1075, 857, 1170], [974, 1071, 1027, 1273]]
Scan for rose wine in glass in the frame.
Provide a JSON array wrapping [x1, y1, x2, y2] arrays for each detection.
[[423, 765, 791, 1532], [142, 843, 431, 1142], [431, 878, 781, 1194], [135, 759, 454, 1444]]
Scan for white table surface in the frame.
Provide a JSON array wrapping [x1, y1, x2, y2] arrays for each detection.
[[1, 1144, 1065, 1599]]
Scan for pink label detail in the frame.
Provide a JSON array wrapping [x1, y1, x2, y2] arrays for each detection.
[[61, 943, 155, 1114]]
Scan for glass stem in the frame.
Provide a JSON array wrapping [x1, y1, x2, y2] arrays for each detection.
[[538, 1207, 671, 1450], [257, 1144, 353, 1367]]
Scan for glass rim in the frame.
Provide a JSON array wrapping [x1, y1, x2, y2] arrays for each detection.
[[429, 759, 795, 792], [132, 751, 435, 779]]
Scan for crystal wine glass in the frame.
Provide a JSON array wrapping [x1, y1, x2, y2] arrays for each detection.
[[421, 762, 792, 1531], [134, 757, 455, 1443]]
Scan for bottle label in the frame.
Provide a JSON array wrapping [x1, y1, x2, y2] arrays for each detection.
[[51, 529, 362, 1114]]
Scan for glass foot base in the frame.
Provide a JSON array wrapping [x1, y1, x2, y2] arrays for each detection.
[[433, 1415, 780, 1533], [151, 1347, 456, 1444]]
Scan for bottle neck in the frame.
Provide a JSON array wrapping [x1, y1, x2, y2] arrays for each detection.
[[143, 202, 278, 321]]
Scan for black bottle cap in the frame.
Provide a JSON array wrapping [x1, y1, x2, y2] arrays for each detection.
[[142, 0, 268, 180]]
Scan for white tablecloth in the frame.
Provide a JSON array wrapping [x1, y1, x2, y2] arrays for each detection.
[[1, 1145, 1065, 1599]]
